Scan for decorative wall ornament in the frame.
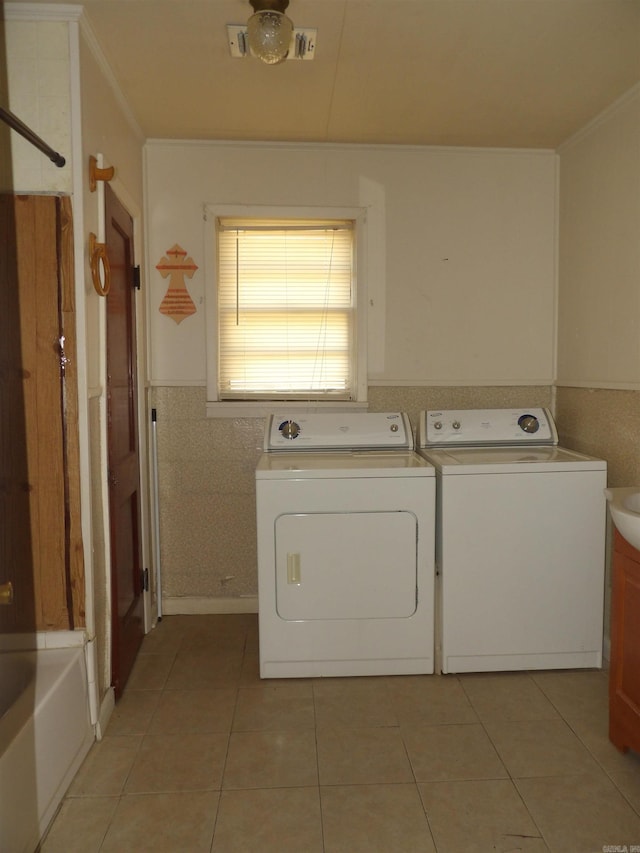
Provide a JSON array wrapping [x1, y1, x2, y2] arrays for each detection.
[[156, 244, 198, 324]]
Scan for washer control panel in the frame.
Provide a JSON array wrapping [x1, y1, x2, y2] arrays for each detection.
[[265, 412, 413, 451], [419, 408, 557, 447]]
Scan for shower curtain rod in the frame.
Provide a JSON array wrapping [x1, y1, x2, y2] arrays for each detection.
[[0, 106, 66, 168]]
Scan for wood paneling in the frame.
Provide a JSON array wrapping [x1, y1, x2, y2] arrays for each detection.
[[0, 194, 84, 632]]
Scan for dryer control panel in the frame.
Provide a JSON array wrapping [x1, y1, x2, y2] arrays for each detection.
[[264, 412, 414, 451], [419, 408, 558, 448]]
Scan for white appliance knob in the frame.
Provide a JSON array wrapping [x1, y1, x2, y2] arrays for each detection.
[[390, 423, 399, 432], [452, 421, 461, 430], [434, 421, 443, 430]]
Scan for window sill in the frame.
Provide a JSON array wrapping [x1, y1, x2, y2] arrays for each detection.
[[206, 400, 369, 419]]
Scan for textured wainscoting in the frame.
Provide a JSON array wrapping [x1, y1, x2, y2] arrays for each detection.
[[368, 385, 553, 428], [555, 387, 640, 488], [151, 385, 553, 611]]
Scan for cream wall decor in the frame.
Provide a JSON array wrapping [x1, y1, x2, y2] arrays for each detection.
[[156, 244, 199, 324]]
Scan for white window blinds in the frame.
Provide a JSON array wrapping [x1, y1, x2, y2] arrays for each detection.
[[216, 218, 356, 400]]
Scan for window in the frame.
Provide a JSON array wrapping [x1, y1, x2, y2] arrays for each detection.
[[208, 208, 367, 410]]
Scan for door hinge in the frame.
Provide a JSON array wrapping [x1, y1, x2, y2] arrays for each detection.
[[133, 265, 141, 290], [142, 567, 149, 592]]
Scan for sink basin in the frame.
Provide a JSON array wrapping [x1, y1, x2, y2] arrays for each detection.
[[605, 487, 640, 551]]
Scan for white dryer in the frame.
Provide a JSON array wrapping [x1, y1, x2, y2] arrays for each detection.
[[256, 412, 435, 678], [417, 408, 607, 674]]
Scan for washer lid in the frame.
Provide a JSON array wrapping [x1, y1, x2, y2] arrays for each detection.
[[419, 408, 558, 448], [264, 412, 413, 451], [419, 444, 606, 474], [256, 450, 435, 479]]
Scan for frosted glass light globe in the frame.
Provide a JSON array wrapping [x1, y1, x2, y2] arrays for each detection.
[[247, 10, 293, 64]]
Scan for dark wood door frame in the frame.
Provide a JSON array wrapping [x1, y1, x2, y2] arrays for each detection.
[[105, 184, 145, 699]]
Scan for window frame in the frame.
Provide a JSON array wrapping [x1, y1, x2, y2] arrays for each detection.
[[204, 204, 368, 417]]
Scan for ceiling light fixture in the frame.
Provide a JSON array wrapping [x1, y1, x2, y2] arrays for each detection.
[[247, 0, 294, 65], [227, 24, 316, 61]]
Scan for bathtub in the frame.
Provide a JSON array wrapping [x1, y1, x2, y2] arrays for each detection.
[[0, 647, 94, 853]]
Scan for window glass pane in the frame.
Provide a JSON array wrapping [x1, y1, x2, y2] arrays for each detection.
[[217, 218, 355, 400]]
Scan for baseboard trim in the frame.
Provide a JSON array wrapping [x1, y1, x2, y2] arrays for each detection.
[[162, 596, 258, 615]]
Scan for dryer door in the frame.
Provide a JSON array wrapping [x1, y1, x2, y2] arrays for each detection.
[[275, 510, 418, 620]]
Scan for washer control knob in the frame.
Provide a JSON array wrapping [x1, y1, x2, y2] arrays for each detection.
[[518, 414, 540, 434], [434, 421, 443, 430], [279, 420, 300, 440], [390, 423, 399, 432], [452, 421, 461, 430]]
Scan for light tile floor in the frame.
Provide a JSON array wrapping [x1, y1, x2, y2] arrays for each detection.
[[41, 614, 640, 853]]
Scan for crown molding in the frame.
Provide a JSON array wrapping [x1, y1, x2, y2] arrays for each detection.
[[3, 3, 82, 21]]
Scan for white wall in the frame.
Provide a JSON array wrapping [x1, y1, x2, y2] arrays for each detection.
[[557, 86, 640, 389], [79, 29, 145, 388], [3, 12, 72, 193], [145, 141, 558, 390], [78, 19, 147, 703]]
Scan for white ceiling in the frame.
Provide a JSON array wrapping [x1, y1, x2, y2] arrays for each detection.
[[34, 0, 640, 147]]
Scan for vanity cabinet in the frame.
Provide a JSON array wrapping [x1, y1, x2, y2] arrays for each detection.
[[609, 529, 640, 754]]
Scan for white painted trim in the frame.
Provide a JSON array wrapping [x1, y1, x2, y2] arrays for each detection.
[[367, 379, 555, 387], [96, 686, 115, 741], [207, 400, 368, 418], [69, 19, 89, 605], [162, 596, 258, 615], [84, 637, 99, 726], [146, 137, 556, 158], [98, 389, 113, 651], [143, 146, 153, 393], [551, 154, 560, 389], [149, 379, 207, 387], [557, 82, 640, 153], [555, 381, 640, 391], [4, 3, 82, 22], [151, 378, 556, 390]]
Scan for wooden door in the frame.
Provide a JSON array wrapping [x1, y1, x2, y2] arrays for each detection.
[[609, 529, 640, 753], [105, 185, 144, 698]]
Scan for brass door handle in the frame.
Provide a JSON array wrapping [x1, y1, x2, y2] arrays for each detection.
[[0, 581, 14, 605]]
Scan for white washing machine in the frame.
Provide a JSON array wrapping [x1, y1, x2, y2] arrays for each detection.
[[417, 408, 607, 674], [256, 412, 435, 678]]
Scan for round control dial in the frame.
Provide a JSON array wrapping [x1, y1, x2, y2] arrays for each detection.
[[279, 420, 300, 440], [518, 414, 540, 434]]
